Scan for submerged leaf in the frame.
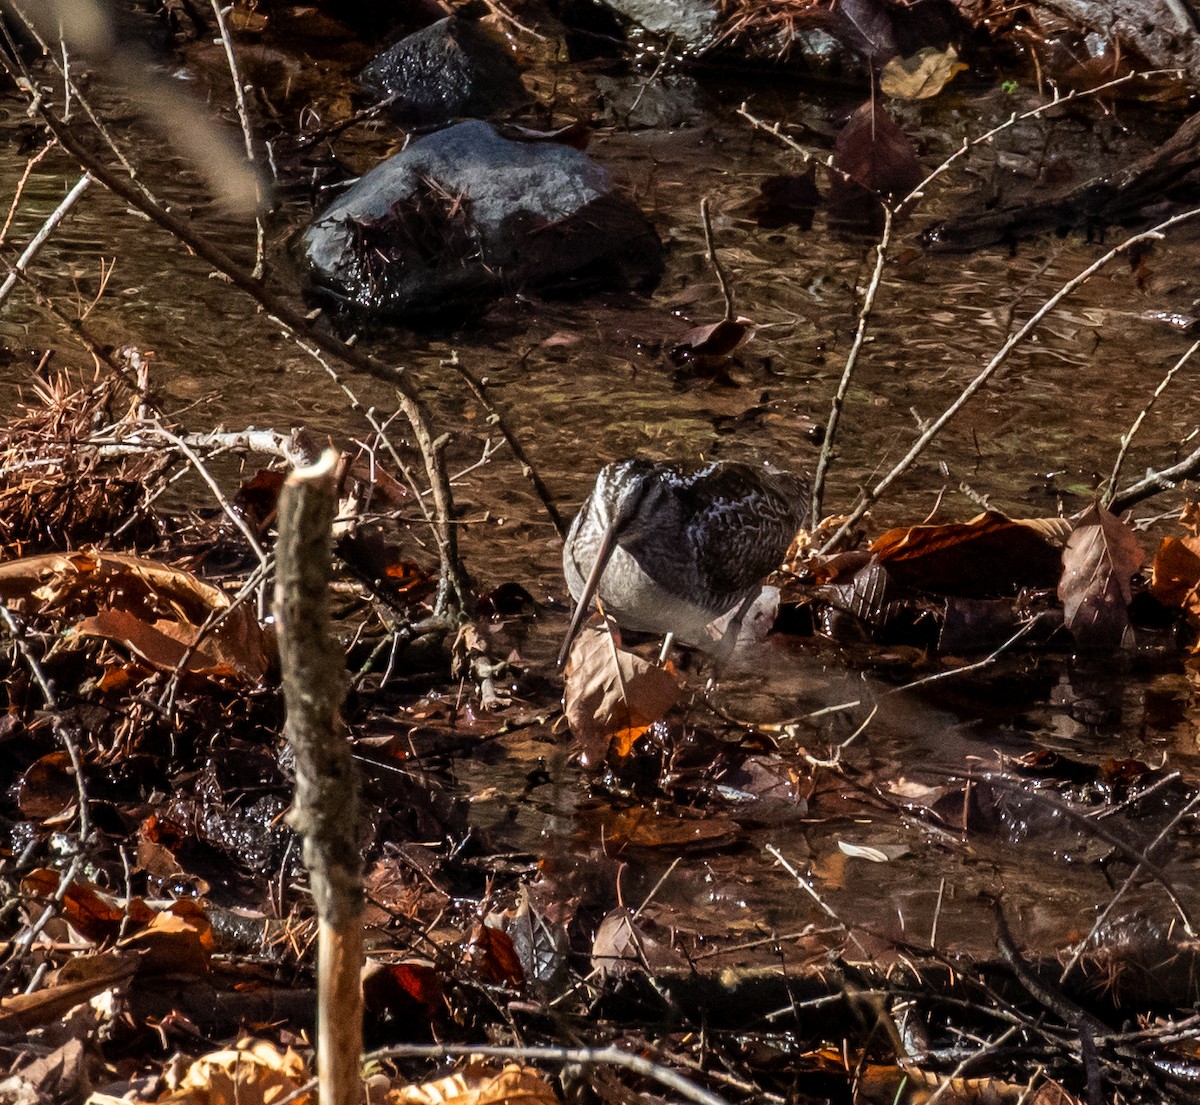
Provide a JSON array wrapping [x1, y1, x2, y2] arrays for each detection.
[[831, 101, 922, 201], [1058, 503, 1145, 648]]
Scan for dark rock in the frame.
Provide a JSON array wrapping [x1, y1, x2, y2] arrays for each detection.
[[300, 120, 664, 320], [358, 16, 529, 124]]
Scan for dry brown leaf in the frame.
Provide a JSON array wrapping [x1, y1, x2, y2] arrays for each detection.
[[119, 902, 214, 976], [1058, 503, 1145, 649], [1014, 516, 1074, 547], [1151, 535, 1200, 619], [21, 868, 126, 943], [669, 316, 754, 362], [159, 1038, 311, 1105], [871, 511, 1063, 595], [390, 1061, 559, 1105], [880, 44, 967, 100], [0, 549, 269, 682], [467, 924, 525, 987], [0, 953, 135, 1034], [562, 622, 679, 766]]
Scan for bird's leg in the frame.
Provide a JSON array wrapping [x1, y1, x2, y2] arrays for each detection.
[[709, 590, 760, 669], [657, 632, 675, 665]]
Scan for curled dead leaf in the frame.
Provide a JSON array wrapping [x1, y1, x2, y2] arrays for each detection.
[[562, 621, 679, 766], [1151, 535, 1200, 621], [669, 316, 754, 363], [881, 45, 968, 100], [390, 1060, 559, 1105], [1058, 503, 1145, 649]]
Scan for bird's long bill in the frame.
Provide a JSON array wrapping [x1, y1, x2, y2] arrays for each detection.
[[557, 516, 621, 668]]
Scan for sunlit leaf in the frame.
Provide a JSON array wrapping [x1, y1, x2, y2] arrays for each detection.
[[0, 549, 269, 683], [392, 1061, 559, 1105], [0, 953, 135, 1034], [119, 902, 214, 976], [881, 45, 968, 100], [159, 1038, 311, 1105], [468, 924, 525, 986], [1058, 503, 1145, 649], [837, 840, 908, 862], [1150, 535, 1200, 620], [591, 907, 686, 978]]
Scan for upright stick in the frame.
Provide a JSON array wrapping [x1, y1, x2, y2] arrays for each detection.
[[274, 450, 363, 1105]]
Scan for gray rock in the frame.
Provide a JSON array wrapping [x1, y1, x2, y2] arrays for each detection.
[[602, 0, 719, 52], [300, 120, 664, 319], [358, 17, 529, 124]]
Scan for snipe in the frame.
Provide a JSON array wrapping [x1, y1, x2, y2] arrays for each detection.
[[559, 459, 810, 664]]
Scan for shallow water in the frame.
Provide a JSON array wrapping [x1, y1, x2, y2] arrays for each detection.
[[2, 26, 1199, 962]]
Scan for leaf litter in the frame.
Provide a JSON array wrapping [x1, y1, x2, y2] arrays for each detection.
[[9, 364, 1200, 1103]]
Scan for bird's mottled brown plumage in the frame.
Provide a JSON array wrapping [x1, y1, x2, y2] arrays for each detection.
[[560, 460, 810, 661]]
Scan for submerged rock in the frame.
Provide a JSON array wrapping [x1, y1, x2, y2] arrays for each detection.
[[595, 74, 703, 129], [299, 120, 664, 319], [358, 16, 529, 124]]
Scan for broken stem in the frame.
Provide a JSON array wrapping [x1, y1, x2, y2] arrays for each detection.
[[700, 196, 736, 321]]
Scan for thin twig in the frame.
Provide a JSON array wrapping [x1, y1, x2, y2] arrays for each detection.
[[882, 616, 1045, 696], [4, 2, 162, 208], [150, 418, 269, 570], [810, 206, 892, 528], [0, 140, 58, 246], [818, 204, 1200, 554], [1109, 437, 1200, 512], [0, 603, 91, 846], [446, 354, 568, 540], [1058, 793, 1200, 984], [364, 1043, 734, 1105], [766, 844, 846, 928], [1106, 339, 1200, 505], [0, 173, 92, 308], [209, 0, 266, 277]]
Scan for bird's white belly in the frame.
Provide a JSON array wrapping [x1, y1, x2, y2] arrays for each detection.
[[564, 542, 731, 649]]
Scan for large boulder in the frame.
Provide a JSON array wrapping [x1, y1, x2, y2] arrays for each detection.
[[358, 16, 529, 124], [299, 120, 664, 319]]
